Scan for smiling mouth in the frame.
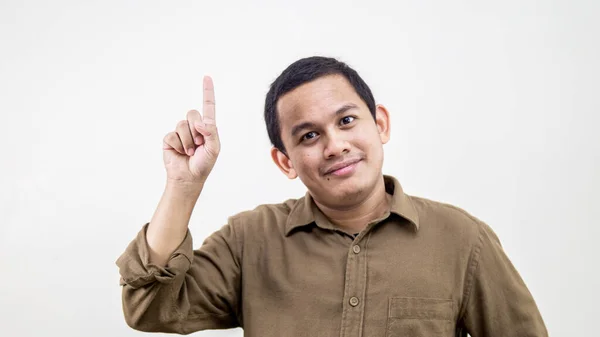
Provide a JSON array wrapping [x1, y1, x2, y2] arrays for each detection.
[[324, 158, 362, 176]]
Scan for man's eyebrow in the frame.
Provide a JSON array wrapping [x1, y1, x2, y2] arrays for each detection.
[[334, 103, 359, 116], [290, 103, 359, 137]]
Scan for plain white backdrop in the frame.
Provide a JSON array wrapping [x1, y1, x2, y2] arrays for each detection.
[[1, 0, 598, 336]]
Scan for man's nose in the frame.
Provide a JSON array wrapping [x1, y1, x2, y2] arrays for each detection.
[[324, 134, 350, 158]]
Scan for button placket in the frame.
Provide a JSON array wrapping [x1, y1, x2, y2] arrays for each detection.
[[340, 233, 371, 337]]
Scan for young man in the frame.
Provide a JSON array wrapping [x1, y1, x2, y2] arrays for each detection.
[[116, 57, 547, 336]]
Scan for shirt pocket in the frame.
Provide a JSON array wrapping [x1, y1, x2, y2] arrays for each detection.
[[386, 297, 454, 337]]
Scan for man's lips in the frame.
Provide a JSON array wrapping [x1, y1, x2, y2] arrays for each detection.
[[323, 158, 363, 175]]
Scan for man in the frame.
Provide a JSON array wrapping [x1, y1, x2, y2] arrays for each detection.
[[116, 57, 547, 336]]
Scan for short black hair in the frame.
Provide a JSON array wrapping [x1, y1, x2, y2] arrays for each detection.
[[264, 56, 376, 154]]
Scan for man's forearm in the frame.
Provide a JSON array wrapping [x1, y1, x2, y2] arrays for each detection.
[[146, 181, 203, 266]]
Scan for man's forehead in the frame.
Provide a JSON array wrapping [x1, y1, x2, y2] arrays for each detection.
[[276, 75, 360, 124]]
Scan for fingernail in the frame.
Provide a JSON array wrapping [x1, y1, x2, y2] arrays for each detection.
[[187, 148, 194, 156], [194, 137, 202, 145]]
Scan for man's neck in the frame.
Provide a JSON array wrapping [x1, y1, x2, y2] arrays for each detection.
[[313, 177, 391, 234]]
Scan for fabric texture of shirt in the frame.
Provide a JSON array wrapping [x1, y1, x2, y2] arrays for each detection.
[[116, 175, 547, 336]]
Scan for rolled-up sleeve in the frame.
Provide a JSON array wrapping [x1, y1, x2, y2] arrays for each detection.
[[460, 221, 548, 337], [115, 221, 242, 334]]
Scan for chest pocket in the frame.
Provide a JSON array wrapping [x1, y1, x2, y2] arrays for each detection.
[[386, 297, 454, 337]]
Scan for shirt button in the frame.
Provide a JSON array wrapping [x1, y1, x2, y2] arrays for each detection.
[[349, 297, 360, 307], [352, 245, 361, 254]]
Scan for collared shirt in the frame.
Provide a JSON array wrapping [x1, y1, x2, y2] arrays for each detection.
[[116, 175, 547, 336]]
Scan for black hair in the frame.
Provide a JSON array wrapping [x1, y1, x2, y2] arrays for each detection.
[[264, 56, 376, 154]]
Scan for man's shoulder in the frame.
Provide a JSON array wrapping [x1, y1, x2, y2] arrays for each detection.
[[226, 196, 304, 233], [408, 194, 487, 239]]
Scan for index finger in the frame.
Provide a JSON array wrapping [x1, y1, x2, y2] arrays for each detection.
[[203, 76, 216, 124]]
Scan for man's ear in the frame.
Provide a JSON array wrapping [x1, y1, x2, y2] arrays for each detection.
[[375, 104, 391, 144], [270, 147, 298, 179]]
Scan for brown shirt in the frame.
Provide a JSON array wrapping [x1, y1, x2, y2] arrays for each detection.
[[116, 175, 547, 336]]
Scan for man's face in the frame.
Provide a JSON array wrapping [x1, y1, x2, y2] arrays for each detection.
[[272, 74, 390, 207]]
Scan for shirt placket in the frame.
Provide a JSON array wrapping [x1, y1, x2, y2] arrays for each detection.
[[339, 231, 370, 337]]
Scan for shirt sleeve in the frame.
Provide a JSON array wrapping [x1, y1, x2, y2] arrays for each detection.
[[115, 221, 242, 334], [460, 221, 548, 337]]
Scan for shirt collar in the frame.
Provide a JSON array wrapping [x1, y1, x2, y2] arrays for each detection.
[[285, 175, 420, 236]]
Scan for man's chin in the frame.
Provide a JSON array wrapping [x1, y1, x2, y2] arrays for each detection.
[[304, 172, 371, 202], [324, 181, 366, 203]]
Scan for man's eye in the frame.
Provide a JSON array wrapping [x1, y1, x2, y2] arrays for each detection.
[[340, 116, 355, 125], [302, 131, 317, 141]]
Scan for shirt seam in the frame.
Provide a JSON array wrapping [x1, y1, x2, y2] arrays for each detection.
[[185, 311, 234, 319], [177, 311, 235, 333], [457, 220, 485, 322], [226, 216, 243, 270], [228, 216, 244, 326]]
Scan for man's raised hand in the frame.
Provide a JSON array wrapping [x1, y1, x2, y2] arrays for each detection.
[[162, 76, 221, 187]]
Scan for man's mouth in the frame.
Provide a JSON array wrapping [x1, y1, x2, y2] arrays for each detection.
[[324, 158, 363, 176]]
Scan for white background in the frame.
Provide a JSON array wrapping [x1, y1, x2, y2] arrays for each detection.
[[1, 0, 598, 336]]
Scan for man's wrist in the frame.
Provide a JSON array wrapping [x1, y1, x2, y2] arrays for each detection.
[[165, 179, 204, 199]]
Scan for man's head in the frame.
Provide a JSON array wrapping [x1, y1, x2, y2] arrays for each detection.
[[265, 56, 391, 207]]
